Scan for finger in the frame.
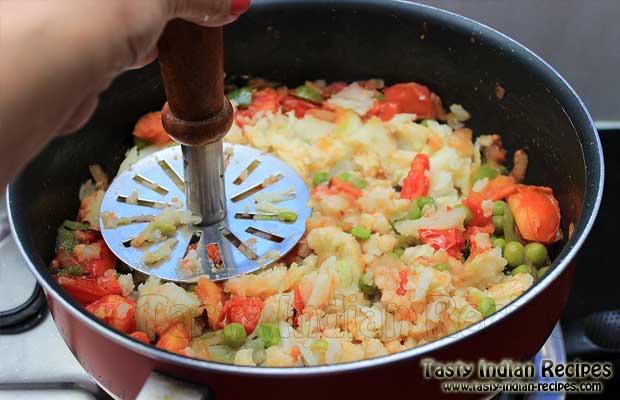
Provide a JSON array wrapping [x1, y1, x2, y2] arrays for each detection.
[[168, 0, 250, 27], [126, 46, 159, 70], [59, 95, 100, 135]]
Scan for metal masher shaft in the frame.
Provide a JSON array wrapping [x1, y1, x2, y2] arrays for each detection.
[[182, 140, 226, 225]]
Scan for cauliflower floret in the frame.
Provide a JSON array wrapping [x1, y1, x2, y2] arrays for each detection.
[[326, 82, 375, 115], [457, 247, 507, 289], [448, 295, 483, 332], [394, 207, 466, 238], [78, 189, 104, 230], [264, 346, 297, 367], [234, 348, 256, 367], [486, 273, 534, 309], [135, 277, 200, 340], [260, 293, 294, 324], [177, 249, 202, 279], [117, 273, 135, 297], [306, 226, 361, 262], [302, 257, 338, 309], [225, 262, 309, 298], [362, 234, 397, 257]]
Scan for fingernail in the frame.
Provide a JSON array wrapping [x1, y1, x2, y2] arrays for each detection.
[[231, 0, 251, 15]]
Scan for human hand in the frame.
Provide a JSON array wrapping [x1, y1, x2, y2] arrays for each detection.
[[0, 0, 250, 186]]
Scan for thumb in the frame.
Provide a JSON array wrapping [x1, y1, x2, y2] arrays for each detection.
[[125, 0, 250, 69]]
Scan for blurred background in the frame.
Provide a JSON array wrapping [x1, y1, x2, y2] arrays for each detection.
[[415, 0, 620, 127]]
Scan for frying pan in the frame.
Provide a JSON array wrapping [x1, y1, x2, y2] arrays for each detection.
[[6, 0, 603, 399]]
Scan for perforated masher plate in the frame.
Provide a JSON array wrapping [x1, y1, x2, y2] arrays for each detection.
[[100, 144, 311, 282]]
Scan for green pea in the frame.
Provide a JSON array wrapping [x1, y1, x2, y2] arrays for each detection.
[[256, 323, 281, 348], [349, 176, 368, 189], [338, 172, 351, 181], [492, 237, 506, 250], [525, 242, 548, 267], [493, 201, 507, 216], [478, 296, 496, 318], [388, 248, 404, 259], [503, 241, 525, 267], [277, 211, 298, 222], [350, 226, 371, 240], [417, 196, 435, 210], [359, 276, 379, 296], [222, 323, 247, 348], [311, 339, 329, 353], [455, 204, 472, 225], [312, 172, 329, 186], [433, 262, 450, 272], [537, 266, 550, 279], [493, 215, 504, 234], [293, 85, 324, 103], [472, 164, 498, 183], [511, 264, 532, 275], [226, 87, 252, 108], [407, 202, 421, 220]]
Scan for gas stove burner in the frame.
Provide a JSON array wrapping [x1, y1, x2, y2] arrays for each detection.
[[0, 237, 47, 334], [100, 144, 311, 282]]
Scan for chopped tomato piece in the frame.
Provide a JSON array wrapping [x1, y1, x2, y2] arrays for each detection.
[[324, 82, 347, 96], [400, 154, 430, 200], [291, 346, 301, 362], [82, 240, 116, 277], [156, 322, 190, 355], [310, 184, 338, 198], [129, 331, 151, 344], [56, 274, 122, 305], [465, 224, 495, 255], [462, 193, 493, 227], [132, 111, 171, 146], [384, 82, 436, 119], [85, 294, 136, 333], [235, 88, 280, 126], [217, 296, 264, 334], [293, 285, 305, 315], [479, 175, 518, 201], [507, 186, 561, 244], [281, 96, 320, 118], [293, 285, 305, 326], [207, 243, 222, 265], [418, 228, 465, 258], [366, 101, 401, 121], [329, 176, 363, 199], [397, 269, 408, 296], [196, 277, 223, 330]]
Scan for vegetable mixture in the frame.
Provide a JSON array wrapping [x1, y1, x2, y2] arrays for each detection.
[[50, 79, 562, 366]]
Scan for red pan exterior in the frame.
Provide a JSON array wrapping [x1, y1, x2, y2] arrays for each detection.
[[47, 262, 576, 400]]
